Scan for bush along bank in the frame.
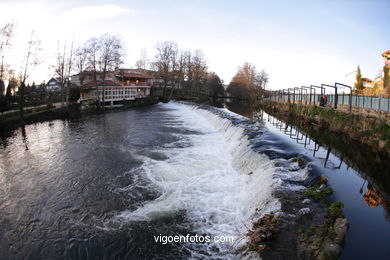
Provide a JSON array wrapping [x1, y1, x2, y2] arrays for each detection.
[[246, 158, 348, 260], [259, 100, 390, 155]]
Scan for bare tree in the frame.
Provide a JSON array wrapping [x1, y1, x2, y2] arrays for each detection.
[[0, 22, 15, 96], [97, 34, 123, 109], [55, 41, 66, 108], [135, 47, 148, 70], [0, 22, 15, 80], [190, 50, 208, 96], [85, 37, 100, 109], [19, 30, 41, 118], [183, 50, 193, 95], [65, 40, 74, 108], [168, 50, 186, 100], [152, 41, 179, 99], [75, 46, 88, 86], [55, 39, 75, 109]]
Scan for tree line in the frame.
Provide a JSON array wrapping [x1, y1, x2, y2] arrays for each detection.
[[0, 21, 268, 116]]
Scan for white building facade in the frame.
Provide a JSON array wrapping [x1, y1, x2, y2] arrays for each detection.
[[71, 69, 152, 106]]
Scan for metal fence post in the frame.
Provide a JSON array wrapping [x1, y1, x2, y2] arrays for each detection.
[[371, 95, 373, 108], [388, 97, 389, 111]]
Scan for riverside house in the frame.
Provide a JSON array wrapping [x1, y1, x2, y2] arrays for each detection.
[[71, 68, 153, 106]]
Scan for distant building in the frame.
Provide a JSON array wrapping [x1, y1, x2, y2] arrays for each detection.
[[70, 68, 153, 106], [46, 78, 60, 92], [362, 78, 373, 88]]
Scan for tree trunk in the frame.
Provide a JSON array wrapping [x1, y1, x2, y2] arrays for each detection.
[[168, 86, 175, 100], [19, 82, 25, 120], [65, 81, 70, 110]]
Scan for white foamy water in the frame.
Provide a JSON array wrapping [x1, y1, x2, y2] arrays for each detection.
[[108, 102, 282, 257]]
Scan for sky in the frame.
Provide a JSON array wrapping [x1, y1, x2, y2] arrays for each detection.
[[0, 0, 389, 90]]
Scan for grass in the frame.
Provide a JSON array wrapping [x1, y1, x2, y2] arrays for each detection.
[[302, 185, 333, 201]]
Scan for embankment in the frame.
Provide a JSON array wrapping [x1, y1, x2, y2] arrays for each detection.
[[259, 100, 390, 155], [0, 97, 159, 131]]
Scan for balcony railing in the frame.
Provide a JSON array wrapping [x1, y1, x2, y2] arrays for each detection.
[[121, 81, 151, 86]]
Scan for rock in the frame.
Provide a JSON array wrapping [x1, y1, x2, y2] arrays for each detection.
[[297, 208, 311, 216], [379, 140, 386, 150], [302, 199, 311, 204], [297, 245, 315, 260], [320, 237, 342, 259], [319, 175, 328, 184], [333, 218, 348, 244]]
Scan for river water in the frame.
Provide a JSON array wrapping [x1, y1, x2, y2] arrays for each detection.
[[0, 101, 389, 259]]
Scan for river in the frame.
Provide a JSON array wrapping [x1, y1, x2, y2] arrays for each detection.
[[0, 101, 389, 259]]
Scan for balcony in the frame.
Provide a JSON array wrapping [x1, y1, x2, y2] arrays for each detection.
[[121, 81, 151, 86]]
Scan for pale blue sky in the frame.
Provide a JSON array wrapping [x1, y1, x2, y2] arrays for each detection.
[[1, 0, 389, 89]]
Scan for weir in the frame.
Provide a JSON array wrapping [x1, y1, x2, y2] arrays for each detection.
[[104, 102, 287, 258]]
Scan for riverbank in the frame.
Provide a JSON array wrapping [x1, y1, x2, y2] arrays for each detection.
[[249, 175, 348, 260], [221, 100, 390, 259], [0, 97, 159, 131], [258, 100, 390, 155]]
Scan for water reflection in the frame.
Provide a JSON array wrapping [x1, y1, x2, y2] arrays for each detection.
[[222, 100, 390, 215], [21, 126, 29, 150], [363, 184, 389, 212], [261, 112, 389, 210]]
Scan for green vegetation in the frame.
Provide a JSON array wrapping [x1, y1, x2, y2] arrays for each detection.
[[384, 66, 390, 92], [327, 202, 345, 220], [291, 157, 306, 167], [302, 184, 333, 201], [354, 65, 364, 94], [259, 100, 390, 154]]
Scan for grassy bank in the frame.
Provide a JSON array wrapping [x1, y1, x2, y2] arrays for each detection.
[[259, 100, 390, 155]]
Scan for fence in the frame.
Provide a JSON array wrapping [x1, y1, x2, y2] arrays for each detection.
[[268, 83, 390, 112]]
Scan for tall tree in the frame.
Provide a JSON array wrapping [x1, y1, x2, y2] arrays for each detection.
[[135, 47, 148, 70], [354, 65, 363, 94], [191, 50, 208, 96], [19, 31, 41, 119], [55, 39, 75, 109], [97, 34, 123, 109], [227, 62, 267, 100], [168, 50, 186, 99], [55, 41, 66, 108], [0, 23, 15, 81], [206, 72, 224, 98], [0, 22, 15, 96], [152, 41, 179, 99], [75, 46, 88, 86], [85, 37, 100, 109]]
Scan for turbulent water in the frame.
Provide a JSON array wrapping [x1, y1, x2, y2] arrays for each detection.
[[0, 102, 309, 259]]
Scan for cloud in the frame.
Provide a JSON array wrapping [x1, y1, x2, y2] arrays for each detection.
[[57, 4, 133, 26]]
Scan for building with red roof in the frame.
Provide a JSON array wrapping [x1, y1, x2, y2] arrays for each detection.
[[70, 68, 153, 106]]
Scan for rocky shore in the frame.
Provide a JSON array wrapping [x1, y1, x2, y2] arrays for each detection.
[[244, 160, 348, 260]]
